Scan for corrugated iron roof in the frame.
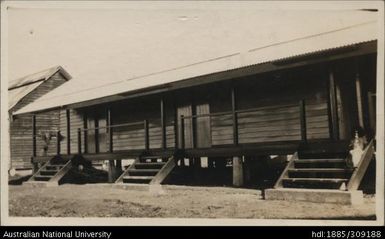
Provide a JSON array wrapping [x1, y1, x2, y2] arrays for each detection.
[[8, 66, 71, 111], [14, 11, 379, 115]]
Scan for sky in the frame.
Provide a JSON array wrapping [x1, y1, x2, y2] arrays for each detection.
[[5, 1, 378, 86]]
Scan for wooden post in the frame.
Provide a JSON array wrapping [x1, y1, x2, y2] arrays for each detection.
[[328, 70, 339, 140], [144, 119, 149, 150], [83, 113, 88, 154], [191, 101, 197, 149], [231, 87, 239, 145], [355, 72, 365, 129], [299, 99, 307, 142], [56, 130, 61, 155], [181, 115, 185, 150], [368, 92, 376, 133], [232, 156, 243, 187], [94, 118, 99, 153], [77, 128, 81, 154], [194, 157, 201, 168], [31, 115, 38, 172], [66, 109, 71, 155], [174, 102, 179, 149], [107, 108, 120, 172], [160, 97, 166, 149], [107, 108, 113, 153], [108, 160, 117, 183], [32, 115, 37, 157]]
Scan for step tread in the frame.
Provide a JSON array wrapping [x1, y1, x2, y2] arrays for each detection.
[[128, 169, 160, 173], [123, 176, 154, 180], [40, 169, 59, 173], [295, 159, 345, 163], [47, 164, 66, 167], [289, 168, 353, 172], [35, 174, 53, 177], [135, 162, 166, 166], [140, 155, 166, 159], [283, 177, 348, 182]]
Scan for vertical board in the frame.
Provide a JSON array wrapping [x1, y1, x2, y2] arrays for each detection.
[[196, 103, 212, 148]]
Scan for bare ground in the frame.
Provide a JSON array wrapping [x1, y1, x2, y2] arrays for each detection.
[[9, 184, 376, 219]]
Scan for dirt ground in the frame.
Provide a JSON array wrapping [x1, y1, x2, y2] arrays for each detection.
[[9, 184, 376, 219]]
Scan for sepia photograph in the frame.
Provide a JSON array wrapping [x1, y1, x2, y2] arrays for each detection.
[[1, 1, 384, 226]]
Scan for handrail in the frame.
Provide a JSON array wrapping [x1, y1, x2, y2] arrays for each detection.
[[181, 111, 232, 119], [115, 158, 139, 183], [150, 156, 176, 185], [82, 121, 144, 132], [181, 103, 299, 120], [235, 103, 298, 114], [347, 139, 375, 191], [274, 152, 298, 189]]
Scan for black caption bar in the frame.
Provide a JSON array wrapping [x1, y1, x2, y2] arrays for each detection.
[[0, 226, 384, 239]]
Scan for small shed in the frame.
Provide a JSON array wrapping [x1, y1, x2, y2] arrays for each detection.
[[9, 66, 71, 170]]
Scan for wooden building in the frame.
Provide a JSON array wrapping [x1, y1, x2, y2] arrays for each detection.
[[8, 66, 71, 170], [15, 11, 379, 203]]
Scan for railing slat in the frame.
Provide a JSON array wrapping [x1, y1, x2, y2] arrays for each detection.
[[181, 115, 185, 150], [32, 115, 36, 157], [299, 99, 307, 142], [144, 119, 149, 150], [347, 140, 375, 191], [77, 128, 82, 154], [56, 130, 61, 155]]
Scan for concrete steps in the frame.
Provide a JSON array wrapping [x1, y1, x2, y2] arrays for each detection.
[[115, 155, 176, 185], [281, 177, 349, 189], [268, 145, 367, 205], [265, 188, 363, 205]]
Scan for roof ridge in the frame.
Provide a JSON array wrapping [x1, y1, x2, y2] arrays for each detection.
[[8, 65, 70, 90]]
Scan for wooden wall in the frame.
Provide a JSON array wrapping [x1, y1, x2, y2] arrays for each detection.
[[197, 68, 330, 146], [237, 71, 328, 144], [59, 109, 84, 154], [109, 96, 175, 151], [10, 72, 67, 169]]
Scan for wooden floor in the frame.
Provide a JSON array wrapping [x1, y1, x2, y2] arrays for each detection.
[[32, 139, 350, 164]]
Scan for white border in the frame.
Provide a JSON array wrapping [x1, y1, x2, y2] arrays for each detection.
[[1, 0, 384, 226]]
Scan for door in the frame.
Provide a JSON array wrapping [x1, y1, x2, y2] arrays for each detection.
[[87, 112, 107, 153], [177, 103, 212, 149], [177, 105, 192, 148], [196, 103, 211, 148]]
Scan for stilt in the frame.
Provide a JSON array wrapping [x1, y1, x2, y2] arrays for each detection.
[[189, 158, 194, 167], [214, 158, 226, 169], [194, 157, 201, 168], [208, 158, 215, 168], [243, 157, 252, 185], [108, 160, 117, 183], [116, 160, 122, 173], [232, 156, 243, 187]]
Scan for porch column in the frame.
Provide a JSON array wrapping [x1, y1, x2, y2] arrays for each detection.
[[231, 87, 239, 145], [173, 98, 178, 149], [32, 115, 38, 173], [160, 97, 167, 149], [107, 108, 120, 178], [232, 156, 243, 187], [66, 109, 71, 155], [355, 72, 365, 129], [94, 117, 99, 153], [83, 113, 88, 154], [328, 69, 339, 140], [191, 99, 197, 149]]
